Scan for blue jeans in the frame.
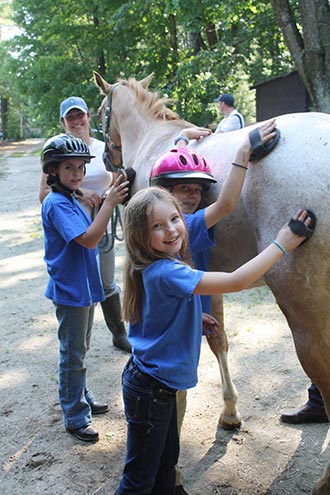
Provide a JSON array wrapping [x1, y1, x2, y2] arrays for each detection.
[[54, 303, 96, 430], [116, 358, 179, 495]]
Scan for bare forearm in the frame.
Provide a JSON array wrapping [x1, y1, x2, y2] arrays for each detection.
[[206, 120, 277, 227], [75, 176, 128, 248], [198, 208, 311, 295], [176, 127, 212, 146], [217, 143, 251, 208], [195, 243, 283, 295], [205, 162, 247, 227], [75, 201, 115, 248]]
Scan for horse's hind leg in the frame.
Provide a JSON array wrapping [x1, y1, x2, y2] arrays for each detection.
[[207, 294, 241, 429], [273, 284, 330, 495], [313, 466, 330, 495]]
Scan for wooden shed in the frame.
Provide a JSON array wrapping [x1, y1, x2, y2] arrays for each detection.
[[252, 71, 311, 122]]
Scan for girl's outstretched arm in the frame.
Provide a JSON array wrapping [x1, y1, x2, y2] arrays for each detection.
[[195, 209, 311, 295], [204, 119, 276, 229]]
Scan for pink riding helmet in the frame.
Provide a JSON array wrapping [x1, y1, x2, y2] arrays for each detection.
[[149, 147, 217, 190]]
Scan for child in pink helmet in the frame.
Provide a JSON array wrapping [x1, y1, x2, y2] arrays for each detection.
[[149, 120, 277, 495], [150, 120, 277, 322]]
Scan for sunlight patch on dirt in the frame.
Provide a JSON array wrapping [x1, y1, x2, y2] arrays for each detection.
[[16, 334, 54, 352], [0, 369, 30, 389]]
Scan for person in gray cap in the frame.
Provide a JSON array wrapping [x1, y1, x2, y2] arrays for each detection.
[[214, 93, 245, 133]]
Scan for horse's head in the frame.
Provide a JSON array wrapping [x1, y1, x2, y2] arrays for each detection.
[[93, 71, 154, 171]]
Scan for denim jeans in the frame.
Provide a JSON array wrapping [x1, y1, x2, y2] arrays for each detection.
[[54, 303, 96, 430], [116, 358, 179, 495]]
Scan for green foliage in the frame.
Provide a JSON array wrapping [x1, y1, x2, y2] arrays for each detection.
[[1, 0, 298, 139]]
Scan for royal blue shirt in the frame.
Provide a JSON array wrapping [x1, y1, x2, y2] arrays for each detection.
[[41, 192, 105, 307], [130, 259, 204, 390], [184, 209, 215, 313]]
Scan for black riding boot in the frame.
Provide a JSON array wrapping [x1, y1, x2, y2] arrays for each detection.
[[101, 293, 131, 353]]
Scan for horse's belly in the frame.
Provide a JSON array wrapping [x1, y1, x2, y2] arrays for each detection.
[[209, 207, 258, 272]]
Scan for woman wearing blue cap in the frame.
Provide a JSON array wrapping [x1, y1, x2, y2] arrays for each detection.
[[214, 93, 245, 133]]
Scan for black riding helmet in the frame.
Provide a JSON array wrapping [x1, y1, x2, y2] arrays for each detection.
[[41, 134, 94, 174]]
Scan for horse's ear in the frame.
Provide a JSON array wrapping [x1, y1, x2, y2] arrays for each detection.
[[93, 71, 111, 95], [139, 73, 154, 89]]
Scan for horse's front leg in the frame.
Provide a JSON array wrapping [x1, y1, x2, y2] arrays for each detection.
[[207, 293, 241, 429]]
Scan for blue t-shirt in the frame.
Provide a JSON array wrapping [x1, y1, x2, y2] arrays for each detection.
[[184, 209, 215, 313], [41, 192, 105, 307], [130, 259, 204, 390]]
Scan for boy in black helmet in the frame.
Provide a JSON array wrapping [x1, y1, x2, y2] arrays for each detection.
[[41, 133, 129, 443]]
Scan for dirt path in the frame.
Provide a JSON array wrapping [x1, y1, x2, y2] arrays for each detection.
[[0, 142, 329, 495]]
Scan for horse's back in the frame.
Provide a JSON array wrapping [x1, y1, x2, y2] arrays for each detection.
[[245, 112, 330, 250], [196, 112, 330, 182], [198, 112, 330, 275]]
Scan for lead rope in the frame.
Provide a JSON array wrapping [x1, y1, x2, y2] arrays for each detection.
[[113, 204, 124, 242], [91, 204, 124, 253], [103, 83, 123, 173]]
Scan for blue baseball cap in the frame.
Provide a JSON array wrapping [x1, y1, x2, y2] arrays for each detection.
[[213, 93, 234, 106], [60, 96, 89, 118]]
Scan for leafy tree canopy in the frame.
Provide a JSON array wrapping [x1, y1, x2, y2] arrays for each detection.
[[2, 0, 328, 139]]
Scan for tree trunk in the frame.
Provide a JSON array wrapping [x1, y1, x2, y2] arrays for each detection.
[[1, 97, 8, 140], [93, 9, 106, 74], [168, 14, 179, 62], [205, 22, 218, 49], [188, 31, 207, 55], [270, 0, 330, 113]]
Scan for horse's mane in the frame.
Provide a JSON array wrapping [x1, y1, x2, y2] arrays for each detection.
[[118, 77, 189, 124]]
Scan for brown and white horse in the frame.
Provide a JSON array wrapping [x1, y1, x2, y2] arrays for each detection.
[[94, 71, 330, 495]]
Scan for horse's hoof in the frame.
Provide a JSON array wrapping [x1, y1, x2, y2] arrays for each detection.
[[218, 413, 242, 430]]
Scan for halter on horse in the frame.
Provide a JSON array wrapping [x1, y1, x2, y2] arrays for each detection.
[[101, 83, 123, 172]]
